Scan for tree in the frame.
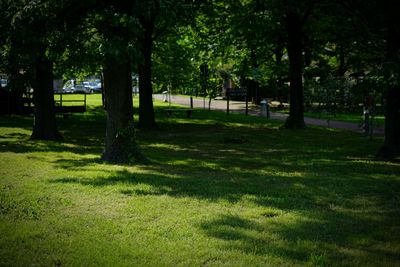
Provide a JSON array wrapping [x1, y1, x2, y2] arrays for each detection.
[[137, 1, 157, 129], [334, 0, 400, 159], [136, 0, 193, 129], [376, 0, 400, 159], [102, 55, 145, 163], [9, 1, 62, 140], [283, 6, 306, 128], [0, 0, 28, 114], [31, 49, 61, 140], [94, 1, 146, 163]]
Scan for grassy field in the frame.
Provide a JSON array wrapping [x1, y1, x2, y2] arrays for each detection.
[[1, 95, 399, 266], [272, 108, 385, 127]]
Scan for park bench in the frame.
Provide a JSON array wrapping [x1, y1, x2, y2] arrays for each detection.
[[21, 92, 87, 115], [54, 93, 87, 114], [164, 108, 193, 118]]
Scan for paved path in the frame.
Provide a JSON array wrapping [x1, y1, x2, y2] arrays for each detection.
[[154, 94, 384, 135]]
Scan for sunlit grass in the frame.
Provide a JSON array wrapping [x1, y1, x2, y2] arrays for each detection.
[[1, 94, 399, 266]]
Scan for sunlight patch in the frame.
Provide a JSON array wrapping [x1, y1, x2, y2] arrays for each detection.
[[146, 143, 199, 152], [259, 169, 305, 178]]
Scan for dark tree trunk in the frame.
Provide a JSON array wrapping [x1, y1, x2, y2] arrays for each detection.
[[8, 70, 25, 114], [376, 86, 400, 159], [250, 49, 260, 104], [31, 55, 61, 140], [284, 10, 306, 129], [274, 42, 285, 106], [303, 34, 312, 69], [138, 21, 157, 129], [376, 9, 400, 159], [7, 35, 26, 114], [102, 56, 145, 164]]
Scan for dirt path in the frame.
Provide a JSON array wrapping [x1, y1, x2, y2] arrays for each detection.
[[154, 94, 384, 136]]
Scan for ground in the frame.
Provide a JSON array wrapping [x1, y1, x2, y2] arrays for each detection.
[[0, 95, 399, 266]]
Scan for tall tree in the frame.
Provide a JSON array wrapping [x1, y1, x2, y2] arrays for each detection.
[[102, 55, 144, 163], [336, 0, 400, 159], [137, 1, 157, 129], [376, 0, 400, 159], [10, 1, 62, 140], [284, 6, 306, 128], [95, 1, 146, 163], [0, 0, 28, 114], [31, 48, 60, 140], [136, 0, 193, 129]]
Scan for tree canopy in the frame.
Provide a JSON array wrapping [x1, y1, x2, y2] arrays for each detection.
[[1, 0, 399, 160]]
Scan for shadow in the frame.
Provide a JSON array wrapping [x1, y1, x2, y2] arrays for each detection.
[[0, 132, 30, 139], [0, 114, 33, 130], [0, 107, 105, 155], [0, 138, 102, 155], [45, 115, 399, 264], [3, 105, 398, 265], [46, 157, 400, 264], [198, 210, 400, 264]]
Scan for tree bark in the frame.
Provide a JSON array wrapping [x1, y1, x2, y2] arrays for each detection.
[[376, 7, 400, 160], [138, 20, 157, 129], [102, 56, 145, 164], [274, 42, 286, 106], [8, 69, 25, 114], [376, 86, 400, 159], [30, 55, 61, 140], [284, 10, 306, 129]]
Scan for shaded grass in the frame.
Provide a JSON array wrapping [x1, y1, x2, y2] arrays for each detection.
[[274, 107, 385, 127], [1, 95, 399, 266]]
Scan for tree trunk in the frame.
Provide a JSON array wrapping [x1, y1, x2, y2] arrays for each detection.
[[8, 70, 25, 114], [102, 56, 145, 164], [31, 55, 61, 140], [303, 34, 312, 69], [376, 8, 400, 160], [284, 10, 306, 129], [274, 43, 285, 107], [7, 35, 26, 114], [376, 86, 400, 159], [138, 21, 157, 129]]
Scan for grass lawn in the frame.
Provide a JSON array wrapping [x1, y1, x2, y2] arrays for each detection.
[[273, 108, 385, 127], [53, 92, 103, 107], [1, 95, 399, 266]]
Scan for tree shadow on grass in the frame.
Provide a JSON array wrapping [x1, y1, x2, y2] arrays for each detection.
[[45, 115, 400, 211], [0, 106, 105, 154], [49, 165, 400, 265], [198, 212, 400, 265], [48, 160, 400, 212], [0, 138, 102, 155], [0, 114, 104, 155], [0, 115, 33, 130], [2, 107, 396, 265]]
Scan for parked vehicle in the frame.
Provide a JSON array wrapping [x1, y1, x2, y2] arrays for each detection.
[[72, 84, 91, 93], [0, 78, 7, 89], [63, 80, 91, 94], [83, 80, 102, 93]]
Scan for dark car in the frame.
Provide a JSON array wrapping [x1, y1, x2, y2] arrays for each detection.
[[63, 80, 91, 94], [0, 78, 7, 89], [71, 84, 91, 93], [83, 81, 102, 93]]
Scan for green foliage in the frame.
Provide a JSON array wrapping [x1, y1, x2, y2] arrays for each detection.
[[152, 29, 197, 94]]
